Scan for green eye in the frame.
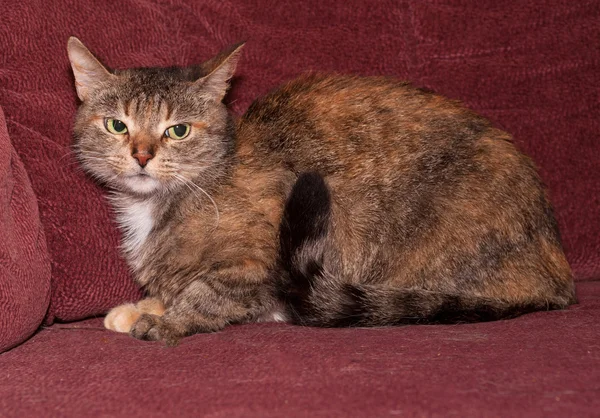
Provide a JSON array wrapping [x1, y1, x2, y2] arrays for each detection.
[[104, 118, 128, 135], [165, 124, 191, 140]]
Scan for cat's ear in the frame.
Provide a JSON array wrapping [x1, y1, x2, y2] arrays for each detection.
[[194, 42, 244, 101], [67, 37, 114, 101]]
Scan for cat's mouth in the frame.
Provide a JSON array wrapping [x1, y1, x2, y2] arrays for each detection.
[[121, 172, 161, 194], [125, 171, 152, 179]]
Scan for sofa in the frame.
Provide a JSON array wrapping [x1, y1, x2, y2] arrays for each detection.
[[1, 1, 599, 416]]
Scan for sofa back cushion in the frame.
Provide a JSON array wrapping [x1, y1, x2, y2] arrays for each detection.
[[0, 1, 597, 325], [0, 107, 51, 352]]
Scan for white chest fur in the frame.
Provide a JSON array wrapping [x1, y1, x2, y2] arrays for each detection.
[[116, 199, 156, 265]]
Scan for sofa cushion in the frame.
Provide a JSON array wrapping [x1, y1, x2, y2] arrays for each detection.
[[1, 281, 599, 416], [0, 107, 51, 353], [0, 0, 597, 324]]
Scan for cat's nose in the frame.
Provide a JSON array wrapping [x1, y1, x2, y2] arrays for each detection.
[[132, 151, 153, 168]]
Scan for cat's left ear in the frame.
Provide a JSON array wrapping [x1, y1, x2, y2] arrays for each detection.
[[67, 37, 114, 101], [194, 42, 244, 101]]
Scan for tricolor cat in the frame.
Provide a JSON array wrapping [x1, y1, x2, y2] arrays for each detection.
[[68, 37, 576, 345]]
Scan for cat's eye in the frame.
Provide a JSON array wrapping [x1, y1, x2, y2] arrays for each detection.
[[104, 118, 128, 135], [165, 124, 191, 140]]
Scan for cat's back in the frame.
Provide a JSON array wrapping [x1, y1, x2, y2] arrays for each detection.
[[237, 73, 491, 175]]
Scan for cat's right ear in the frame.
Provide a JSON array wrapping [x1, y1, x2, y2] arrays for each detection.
[[67, 37, 114, 101]]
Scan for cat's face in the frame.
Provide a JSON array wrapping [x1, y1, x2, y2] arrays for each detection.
[[68, 38, 242, 195]]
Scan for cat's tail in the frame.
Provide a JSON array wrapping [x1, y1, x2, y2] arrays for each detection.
[[278, 172, 564, 327]]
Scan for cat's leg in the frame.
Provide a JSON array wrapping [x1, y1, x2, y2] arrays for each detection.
[[129, 278, 267, 345], [104, 298, 165, 333]]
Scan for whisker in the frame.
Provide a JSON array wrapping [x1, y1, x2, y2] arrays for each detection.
[[57, 149, 80, 163], [173, 174, 220, 228]]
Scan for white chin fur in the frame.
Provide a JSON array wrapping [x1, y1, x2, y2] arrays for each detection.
[[122, 175, 161, 194]]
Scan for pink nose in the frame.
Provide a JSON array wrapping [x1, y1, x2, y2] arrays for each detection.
[[132, 151, 153, 168]]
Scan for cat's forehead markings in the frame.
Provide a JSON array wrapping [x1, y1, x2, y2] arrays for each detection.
[[144, 96, 154, 121], [164, 100, 173, 121], [133, 95, 144, 115], [124, 99, 132, 117]]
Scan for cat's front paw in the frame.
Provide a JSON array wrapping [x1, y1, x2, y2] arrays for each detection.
[[130, 313, 181, 346], [104, 298, 166, 334], [104, 303, 141, 333]]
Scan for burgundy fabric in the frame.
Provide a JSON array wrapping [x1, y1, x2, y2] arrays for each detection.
[[0, 107, 51, 353], [0, 0, 598, 324], [0, 281, 598, 417]]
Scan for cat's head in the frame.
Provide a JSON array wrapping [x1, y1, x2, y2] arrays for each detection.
[[67, 37, 243, 195]]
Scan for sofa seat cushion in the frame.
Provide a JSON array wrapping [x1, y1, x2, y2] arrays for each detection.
[[0, 281, 598, 416]]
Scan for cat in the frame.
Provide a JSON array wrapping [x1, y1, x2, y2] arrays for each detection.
[[67, 37, 576, 345]]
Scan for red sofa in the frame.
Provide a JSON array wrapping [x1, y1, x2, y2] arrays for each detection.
[[1, 1, 599, 416]]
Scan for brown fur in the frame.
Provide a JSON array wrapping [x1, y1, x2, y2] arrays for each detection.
[[68, 37, 576, 345]]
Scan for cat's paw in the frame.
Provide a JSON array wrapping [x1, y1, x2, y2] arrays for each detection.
[[130, 313, 181, 346], [104, 298, 166, 334], [104, 303, 141, 333]]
